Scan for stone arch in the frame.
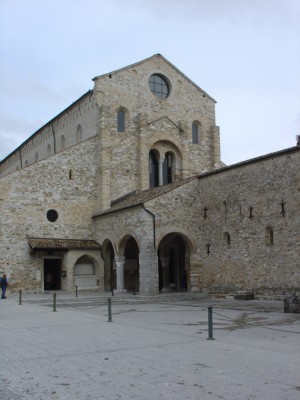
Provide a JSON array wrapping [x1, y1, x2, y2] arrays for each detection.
[[150, 139, 183, 184], [157, 232, 195, 292], [102, 239, 116, 292], [73, 254, 99, 290], [149, 133, 188, 163], [117, 235, 140, 293]]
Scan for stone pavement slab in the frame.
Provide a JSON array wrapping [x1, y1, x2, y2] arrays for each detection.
[[0, 293, 299, 400]]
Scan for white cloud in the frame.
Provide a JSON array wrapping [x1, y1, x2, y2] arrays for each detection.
[[0, 0, 299, 162]]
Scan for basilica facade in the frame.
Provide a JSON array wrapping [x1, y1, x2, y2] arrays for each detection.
[[0, 54, 299, 297]]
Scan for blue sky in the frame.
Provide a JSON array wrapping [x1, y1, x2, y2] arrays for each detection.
[[0, 0, 299, 165]]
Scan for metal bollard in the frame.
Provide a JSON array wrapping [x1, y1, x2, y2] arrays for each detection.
[[207, 306, 215, 340], [53, 293, 57, 312], [19, 289, 22, 305], [107, 298, 112, 322]]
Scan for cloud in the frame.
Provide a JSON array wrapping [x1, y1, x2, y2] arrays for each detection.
[[0, 0, 299, 163]]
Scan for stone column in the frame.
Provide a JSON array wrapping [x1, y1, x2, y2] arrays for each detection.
[[160, 256, 171, 292], [115, 256, 127, 293], [159, 159, 164, 186]]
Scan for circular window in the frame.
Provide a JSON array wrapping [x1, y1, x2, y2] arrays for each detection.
[[47, 209, 58, 222], [148, 74, 170, 99]]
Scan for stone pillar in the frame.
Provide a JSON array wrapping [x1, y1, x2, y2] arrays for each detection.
[[160, 256, 171, 292], [115, 256, 127, 293], [159, 159, 164, 186], [138, 246, 159, 295]]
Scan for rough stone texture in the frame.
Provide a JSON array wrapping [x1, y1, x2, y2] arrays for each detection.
[[0, 54, 299, 297], [0, 138, 102, 292]]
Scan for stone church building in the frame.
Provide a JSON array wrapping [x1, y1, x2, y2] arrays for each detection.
[[0, 54, 299, 297]]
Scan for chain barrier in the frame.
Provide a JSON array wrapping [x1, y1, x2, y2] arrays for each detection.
[[8, 291, 300, 334], [212, 309, 300, 335]]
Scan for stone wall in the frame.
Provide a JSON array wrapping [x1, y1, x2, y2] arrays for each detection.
[[0, 92, 97, 177], [0, 137, 99, 291], [94, 55, 221, 210], [92, 147, 299, 296], [146, 147, 300, 296]]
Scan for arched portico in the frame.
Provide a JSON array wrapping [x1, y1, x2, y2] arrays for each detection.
[[102, 240, 116, 292], [118, 235, 140, 293], [158, 233, 191, 292]]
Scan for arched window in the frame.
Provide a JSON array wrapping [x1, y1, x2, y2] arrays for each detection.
[[117, 109, 125, 132], [60, 135, 65, 151], [265, 227, 274, 245], [192, 121, 201, 144], [76, 124, 82, 143], [149, 150, 159, 188], [163, 152, 174, 185]]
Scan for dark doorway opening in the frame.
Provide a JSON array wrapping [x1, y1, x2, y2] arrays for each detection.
[[158, 234, 188, 292], [44, 259, 62, 290], [124, 237, 139, 293]]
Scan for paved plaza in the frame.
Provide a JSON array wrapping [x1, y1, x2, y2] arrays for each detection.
[[0, 291, 299, 400]]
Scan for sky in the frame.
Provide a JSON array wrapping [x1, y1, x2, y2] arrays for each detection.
[[0, 0, 299, 165]]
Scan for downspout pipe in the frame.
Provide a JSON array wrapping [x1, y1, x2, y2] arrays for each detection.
[[141, 204, 156, 250]]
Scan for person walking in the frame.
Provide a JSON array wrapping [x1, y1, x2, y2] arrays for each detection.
[[0, 273, 9, 299]]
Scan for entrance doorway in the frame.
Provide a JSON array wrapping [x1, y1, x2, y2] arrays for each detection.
[[44, 259, 62, 290], [158, 234, 188, 292]]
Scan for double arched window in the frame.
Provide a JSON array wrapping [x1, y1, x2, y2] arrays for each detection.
[[149, 150, 175, 188]]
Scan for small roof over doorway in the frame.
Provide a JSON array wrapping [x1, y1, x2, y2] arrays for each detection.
[[28, 237, 101, 252]]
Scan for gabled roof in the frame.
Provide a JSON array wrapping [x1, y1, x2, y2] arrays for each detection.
[[93, 145, 299, 219], [93, 176, 198, 218], [28, 237, 101, 251], [93, 54, 216, 103]]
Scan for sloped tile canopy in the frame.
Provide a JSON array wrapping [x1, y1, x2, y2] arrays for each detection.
[[28, 237, 101, 251]]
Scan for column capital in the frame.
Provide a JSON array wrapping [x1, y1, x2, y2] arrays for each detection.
[[115, 255, 125, 264]]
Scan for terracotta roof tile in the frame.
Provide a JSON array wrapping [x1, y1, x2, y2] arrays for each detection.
[[28, 237, 101, 250]]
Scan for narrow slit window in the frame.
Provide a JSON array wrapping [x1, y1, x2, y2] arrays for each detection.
[[192, 123, 199, 144], [117, 110, 125, 132], [265, 227, 274, 245]]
